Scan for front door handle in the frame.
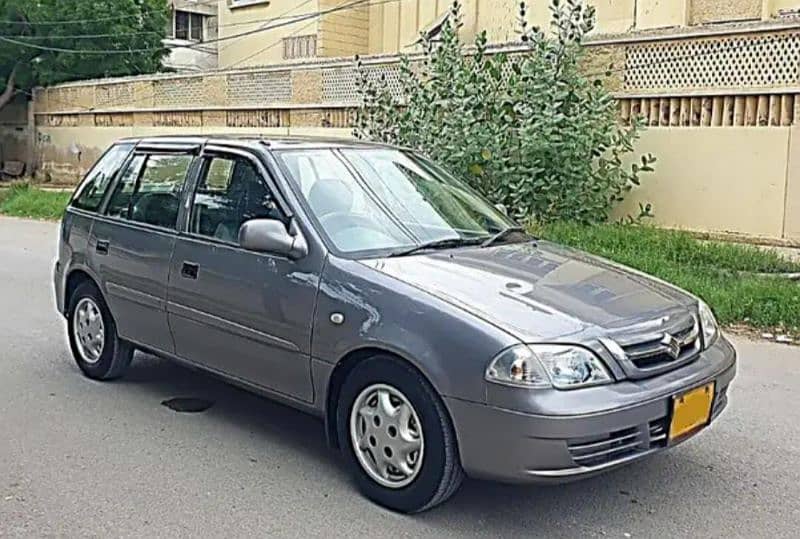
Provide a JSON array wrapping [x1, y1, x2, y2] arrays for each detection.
[[96, 240, 110, 255], [181, 262, 199, 280]]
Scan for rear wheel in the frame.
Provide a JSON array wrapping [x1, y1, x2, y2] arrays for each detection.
[[67, 282, 133, 380], [336, 355, 464, 513]]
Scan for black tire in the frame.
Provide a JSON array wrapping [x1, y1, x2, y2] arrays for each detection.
[[66, 281, 133, 381], [336, 355, 464, 513]]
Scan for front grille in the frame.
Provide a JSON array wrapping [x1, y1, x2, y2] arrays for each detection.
[[604, 312, 702, 379], [567, 416, 670, 468], [622, 317, 700, 370]]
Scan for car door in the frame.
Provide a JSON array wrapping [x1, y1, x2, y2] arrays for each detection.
[[166, 146, 323, 403], [91, 143, 198, 354]]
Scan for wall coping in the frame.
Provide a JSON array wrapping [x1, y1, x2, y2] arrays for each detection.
[[587, 17, 800, 45], [34, 103, 359, 115]]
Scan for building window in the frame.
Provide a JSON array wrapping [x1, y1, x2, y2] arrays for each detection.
[[174, 10, 204, 42], [228, 0, 271, 8], [283, 34, 317, 60]]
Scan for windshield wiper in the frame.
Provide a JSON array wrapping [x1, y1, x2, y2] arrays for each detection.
[[481, 226, 529, 248], [387, 237, 486, 258]]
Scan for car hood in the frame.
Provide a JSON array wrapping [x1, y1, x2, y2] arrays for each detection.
[[360, 241, 696, 342]]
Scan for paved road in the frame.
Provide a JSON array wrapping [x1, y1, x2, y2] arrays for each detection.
[[1, 216, 798, 538]]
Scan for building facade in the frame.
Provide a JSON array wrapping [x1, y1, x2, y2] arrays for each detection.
[[217, 0, 800, 68], [23, 0, 800, 243], [162, 0, 220, 72]]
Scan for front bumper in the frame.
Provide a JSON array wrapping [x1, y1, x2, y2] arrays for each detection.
[[445, 335, 737, 484]]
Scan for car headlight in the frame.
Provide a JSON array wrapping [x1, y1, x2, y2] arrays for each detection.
[[698, 300, 719, 349], [485, 344, 612, 390]]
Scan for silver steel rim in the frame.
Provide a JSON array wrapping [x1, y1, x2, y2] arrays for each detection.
[[349, 383, 424, 489], [72, 297, 105, 364]]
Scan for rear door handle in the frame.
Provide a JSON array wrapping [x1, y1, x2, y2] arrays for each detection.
[[96, 240, 110, 255], [181, 262, 199, 280]]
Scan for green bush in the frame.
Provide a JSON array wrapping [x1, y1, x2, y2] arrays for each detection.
[[355, 0, 654, 223]]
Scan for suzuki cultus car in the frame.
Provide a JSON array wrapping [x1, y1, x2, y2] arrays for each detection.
[[55, 136, 737, 513]]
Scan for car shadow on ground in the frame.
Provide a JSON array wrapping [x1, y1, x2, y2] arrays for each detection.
[[117, 351, 345, 479], [113, 351, 722, 535]]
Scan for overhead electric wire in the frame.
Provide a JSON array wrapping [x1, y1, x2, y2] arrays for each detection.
[[14, 0, 391, 111], [16, 2, 784, 114], [0, 30, 164, 40], [225, 0, 401, 67], [228, 20, 318, 69], [0, 12, 148, 26], [0, 0, 374, 55], [218, 0, 316, 53]]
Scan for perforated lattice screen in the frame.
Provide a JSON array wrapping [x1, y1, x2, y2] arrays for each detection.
[[321, 65, 403, 103], [226, 71, 293, 106], [154, 78, 205, 108], [625, 32, 800, 92]]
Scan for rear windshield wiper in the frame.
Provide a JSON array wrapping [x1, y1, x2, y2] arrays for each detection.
[[481, 227, 530, 248], [387, 237, 486, 258]]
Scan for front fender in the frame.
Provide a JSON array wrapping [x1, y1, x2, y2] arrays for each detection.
[[311, 257, 519, 403]]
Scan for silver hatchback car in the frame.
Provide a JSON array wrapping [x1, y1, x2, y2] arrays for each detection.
[[55, 136, 737, 513]]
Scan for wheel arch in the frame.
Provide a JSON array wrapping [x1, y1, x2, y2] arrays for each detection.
[[63, 268, 103, 315], [323, 346, 449, 450]]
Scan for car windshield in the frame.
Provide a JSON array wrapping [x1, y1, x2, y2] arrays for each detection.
[[275, 148, 518, 255]]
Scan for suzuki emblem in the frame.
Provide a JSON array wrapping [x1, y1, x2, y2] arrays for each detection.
[[660, 333, 682, 359]]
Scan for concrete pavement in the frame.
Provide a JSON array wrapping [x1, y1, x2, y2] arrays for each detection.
[[0, 216, 798, 538]]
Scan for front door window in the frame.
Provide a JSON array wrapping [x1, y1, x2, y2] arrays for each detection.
[[189, 156, 284, 244]]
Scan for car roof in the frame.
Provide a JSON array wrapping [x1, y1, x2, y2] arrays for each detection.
[[117, 134, 400, 151]]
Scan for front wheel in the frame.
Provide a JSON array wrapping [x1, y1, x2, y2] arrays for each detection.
[[336, 355, 464, 513], [67, 282, 133, 380]]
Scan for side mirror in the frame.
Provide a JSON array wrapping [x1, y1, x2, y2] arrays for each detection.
[[238, 218, 308, 260]]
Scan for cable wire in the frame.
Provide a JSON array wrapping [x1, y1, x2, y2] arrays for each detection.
[[218, 0, 315, 53], [0, 12, 149, 26], [224, 0, 399, 67], [0, 30, 164, 40], [22, 7, 786, 114], [228, 19, 318, 69], [0, 0, 373, 55]]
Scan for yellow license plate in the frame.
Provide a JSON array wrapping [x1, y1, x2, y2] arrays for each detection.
[[669, 382, 715, 441]]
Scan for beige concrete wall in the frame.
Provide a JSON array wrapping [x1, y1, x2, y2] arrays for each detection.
[[690, 0, 762, 24], [318, 0, 369, 57], [217, 0, 321, 68], [364, 0, 671, 54], [782, 127, 800, 240], [613, 127, 792, 239], [635, 0, 688, 29], [591, 0, 636, 34], [765, 0, 800, 16], [36, 123, 352, 182], [41, 119, 799, 242], [33, 14, 800, 243]]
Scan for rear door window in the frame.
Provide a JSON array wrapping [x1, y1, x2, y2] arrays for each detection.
[[70, 143, 134, 212], [105, 153, 193, 229]]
